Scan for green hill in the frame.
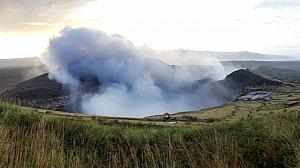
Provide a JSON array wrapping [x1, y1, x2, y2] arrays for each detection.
[[254, 65, 300, 83]]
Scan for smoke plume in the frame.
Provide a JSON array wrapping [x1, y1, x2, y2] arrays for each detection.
[[42, 27, 229, 117]]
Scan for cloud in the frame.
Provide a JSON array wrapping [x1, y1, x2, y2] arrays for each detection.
[[256, 0, 300, 9], [0, 0, 95, 32]]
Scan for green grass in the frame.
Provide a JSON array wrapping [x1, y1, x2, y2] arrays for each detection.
[[0, 102, 300, 167]]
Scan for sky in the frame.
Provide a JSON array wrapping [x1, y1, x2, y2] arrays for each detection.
[[0, 0, 300, 59]]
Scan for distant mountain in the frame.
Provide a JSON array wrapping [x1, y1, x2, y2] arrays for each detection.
[[148, 49, 298, 65], [208, 51, 295, 61], [222, 61, 300, 72], [178, 50, 296, 61], [0, 57, 41, 68]]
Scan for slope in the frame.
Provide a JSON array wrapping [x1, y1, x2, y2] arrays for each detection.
[[0, 73, 71, 111], [254, 65, 300, 83]]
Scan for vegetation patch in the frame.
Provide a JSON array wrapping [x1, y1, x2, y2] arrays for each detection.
[[0, 103, 300, 167]]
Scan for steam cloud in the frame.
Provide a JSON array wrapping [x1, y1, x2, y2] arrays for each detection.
[[42, 27, 229, 117]]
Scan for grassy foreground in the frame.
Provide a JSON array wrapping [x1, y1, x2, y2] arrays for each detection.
[[0, 103, 300, 167]]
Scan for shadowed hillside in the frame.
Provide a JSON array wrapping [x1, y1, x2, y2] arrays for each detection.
[[197, 69, 286, 105], [0, 73, 72, 111]]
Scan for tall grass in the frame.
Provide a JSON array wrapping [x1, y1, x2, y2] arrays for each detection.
[[0, 102, 299, 167]]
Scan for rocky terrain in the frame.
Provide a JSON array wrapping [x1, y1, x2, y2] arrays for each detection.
[[0, 73, 72, 111]]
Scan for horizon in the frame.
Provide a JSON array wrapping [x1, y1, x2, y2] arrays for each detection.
[[0, 50, 299, 63]]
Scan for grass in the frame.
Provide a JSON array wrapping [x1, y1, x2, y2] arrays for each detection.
[[0, 102, 300, 167], [148, 85, 300, 124]]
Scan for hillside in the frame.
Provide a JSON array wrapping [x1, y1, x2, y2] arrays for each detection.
[[0, 57, 47, 87], [0, 57, 41, 68], [196, 69, 285, 105], [0, 66, 47, 87], [254, 65, 300, 83], [224, 69, 282, 86], [0, 73, 71, 111]]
